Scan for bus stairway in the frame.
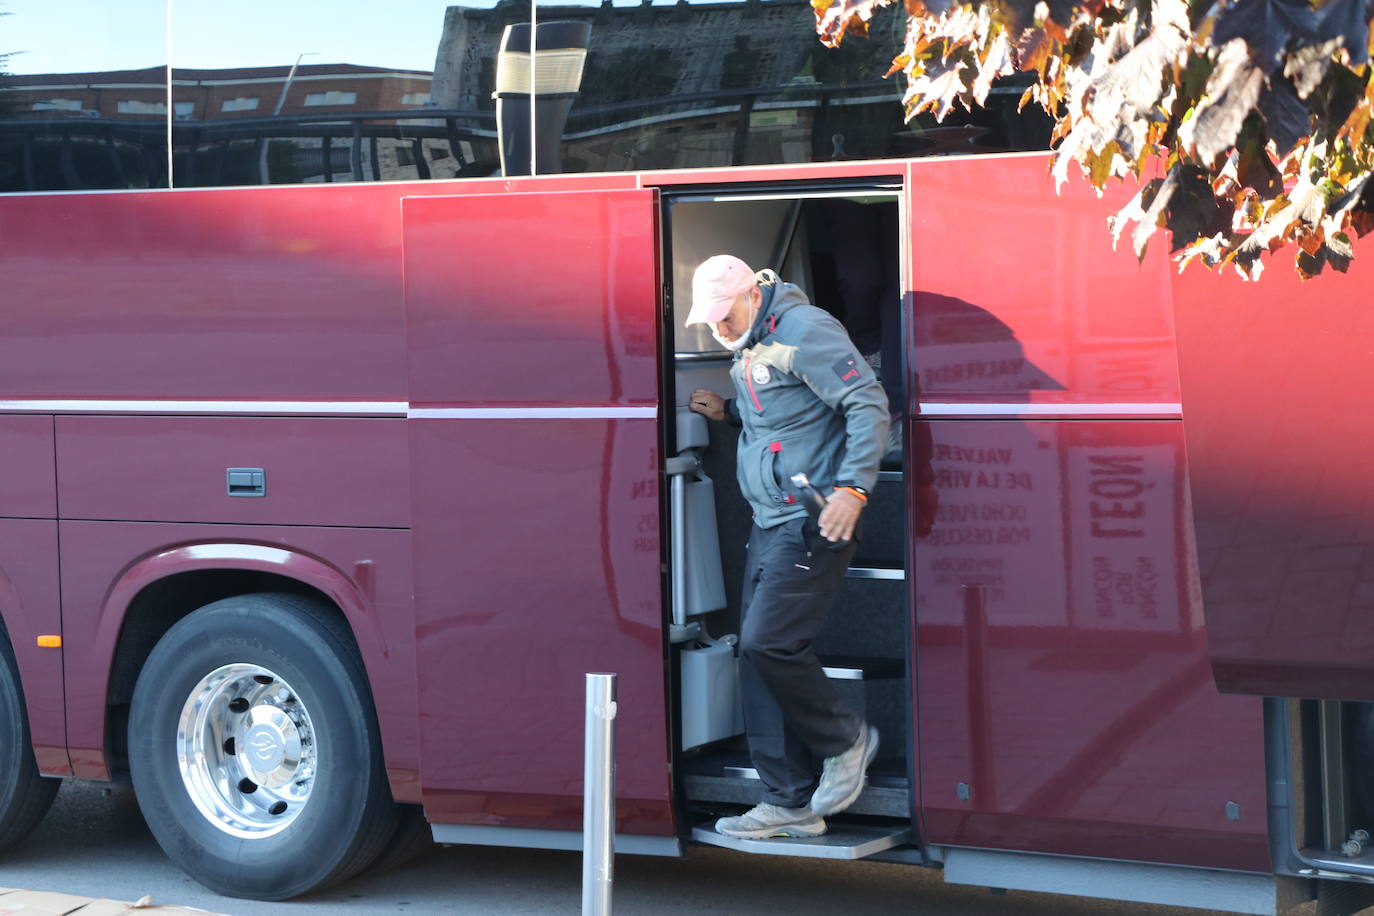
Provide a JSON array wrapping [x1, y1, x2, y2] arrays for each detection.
[[685, 468, 913, 861], [683, 732, 913, 859]]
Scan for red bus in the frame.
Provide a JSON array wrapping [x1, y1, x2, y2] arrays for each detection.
[[4, 3, 1374, 914]]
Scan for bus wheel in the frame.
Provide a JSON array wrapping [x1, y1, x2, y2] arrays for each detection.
[[365, 803, 433, 875], [0, 633, 59, 854], [128, 593, 399, 900]]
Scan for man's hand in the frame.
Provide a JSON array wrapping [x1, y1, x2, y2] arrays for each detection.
[[819, 488, 864, 543], [688, 389, 726, 422]]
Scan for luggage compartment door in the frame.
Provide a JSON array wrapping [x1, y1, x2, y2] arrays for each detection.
[[402, 189, 674, 838]]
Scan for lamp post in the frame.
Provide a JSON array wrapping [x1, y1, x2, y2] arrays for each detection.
[[273, 51, 318, 116], [494, 22, 591, 176], [530, 0, 537, 177], [258, 51, 317, 185]]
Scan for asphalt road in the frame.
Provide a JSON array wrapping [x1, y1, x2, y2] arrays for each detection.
[[0, 781, 1299, 915]]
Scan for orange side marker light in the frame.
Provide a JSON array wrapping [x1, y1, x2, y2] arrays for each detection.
[[36, 635, 61, 648]]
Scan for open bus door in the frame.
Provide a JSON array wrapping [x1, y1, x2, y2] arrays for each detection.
[[400, 188, 679, 852], [658, 179, 919, 861]]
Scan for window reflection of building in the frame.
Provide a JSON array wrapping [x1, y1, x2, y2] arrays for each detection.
[[433, 0, 958, 171], [0, 0, 1053, 193], [5, 64, 432, 122], [0, 63, 467, 189]]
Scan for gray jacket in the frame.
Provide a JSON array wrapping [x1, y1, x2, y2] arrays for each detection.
[[726, 271, 889, 528]]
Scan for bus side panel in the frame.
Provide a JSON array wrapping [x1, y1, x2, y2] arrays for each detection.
[[913, 420, 1268, 870], [55, 416, 409, 528], [409, 417, 671, 833], [907, 157, 1268, 872], [906, 156, 1181, 414], [0, 183, 426, 404], [403, 189, 673, 835], [58, 522, 416, 788], [1173, 261, 1374, 698], [0, 177, 642, 407], [0, 416, 56, 518], [0, 519, 67, 776]]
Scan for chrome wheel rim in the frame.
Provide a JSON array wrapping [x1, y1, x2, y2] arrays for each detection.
[[176, 664, 317, 839]]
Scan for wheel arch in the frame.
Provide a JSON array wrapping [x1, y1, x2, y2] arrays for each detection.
[[99, 543, 389, 781], [0, 575, 15, 646], [0, 559, 69, 777]]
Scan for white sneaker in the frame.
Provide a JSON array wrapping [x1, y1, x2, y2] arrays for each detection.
[[714, 803, 828, 839], [809, 725, 880, 816]]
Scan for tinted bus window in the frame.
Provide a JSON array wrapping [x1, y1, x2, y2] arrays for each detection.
[[169, 0, 502, 186], [0, 0, 171, 192], [538, 0, 1053, 173], [1, 0, 1052, 194]]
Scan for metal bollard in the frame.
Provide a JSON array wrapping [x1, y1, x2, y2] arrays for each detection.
[[583, 673, 617, 916]]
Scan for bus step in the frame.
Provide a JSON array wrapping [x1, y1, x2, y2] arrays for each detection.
[[691, 822, 912, 860], [820, 654, 904, 680]]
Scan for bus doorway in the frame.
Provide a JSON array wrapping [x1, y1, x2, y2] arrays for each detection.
[[660, 185, 917, 859]]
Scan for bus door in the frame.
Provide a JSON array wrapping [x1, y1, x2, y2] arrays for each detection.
[[401, 189, 677, 849], [905, 155, 1270, 876]]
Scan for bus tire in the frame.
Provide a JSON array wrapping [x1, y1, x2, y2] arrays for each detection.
[[128, 592, 399, 900], [0, 633, 58, 854], [364, 803, 433, 876]]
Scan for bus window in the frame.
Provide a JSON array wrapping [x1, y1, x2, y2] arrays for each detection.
[[0, 0, 170, 192]]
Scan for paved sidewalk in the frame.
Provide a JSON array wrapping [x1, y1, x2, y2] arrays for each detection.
[[0, 886, 227, 915], [3, 781, 1244, 916]]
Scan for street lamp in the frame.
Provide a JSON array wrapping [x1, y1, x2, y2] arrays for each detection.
[[273, 51, 319, 116], [259, 52, 318, 185], [494, 22, 591, 176]]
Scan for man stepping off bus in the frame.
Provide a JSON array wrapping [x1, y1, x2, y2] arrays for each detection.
[[686, 254, 889, 839]]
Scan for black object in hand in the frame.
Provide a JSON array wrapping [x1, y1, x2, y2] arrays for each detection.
[[790, 472, 850, 551]]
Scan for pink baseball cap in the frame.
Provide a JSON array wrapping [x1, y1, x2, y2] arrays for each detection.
[[686, 255, 757, 327]]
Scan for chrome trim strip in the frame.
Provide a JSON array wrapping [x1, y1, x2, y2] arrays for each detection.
[[0, 401, 660, 419], [941, 848, 1275, 915], [707, 189, 901, 202], [0, 399, 407, 415], [674, 351, 734, 363], [431, 824, 682, 857], [918, 402, 1183, 418], [822, 666, 866, 680], [409, 406, 658, 419], [846, 567, 905, 580]]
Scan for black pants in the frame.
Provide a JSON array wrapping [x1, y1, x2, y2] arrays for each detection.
[[739, 516, 863, 808]]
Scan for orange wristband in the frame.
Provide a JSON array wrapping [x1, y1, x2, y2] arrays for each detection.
[[836, 486, 868, 503]]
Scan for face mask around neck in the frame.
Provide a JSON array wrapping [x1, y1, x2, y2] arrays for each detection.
[[713, 330, 751, 351]]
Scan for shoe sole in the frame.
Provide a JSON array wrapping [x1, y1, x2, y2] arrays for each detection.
[[810, 726, 880, 817], [715, 823, 828, 840]]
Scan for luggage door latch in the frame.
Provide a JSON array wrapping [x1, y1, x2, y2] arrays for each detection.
[[226, 468, 266, 497]]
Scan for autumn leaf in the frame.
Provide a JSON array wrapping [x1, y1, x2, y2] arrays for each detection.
[[825, 0, 1374, 275], [815, 0, 895, 47], [972, 30, 1014, 103], [904, 54, 972, 117], [1179, 39, 1266, 167], [1210, 0, 1316, 73], [1284, 36, 1345, 99], [1259, 78, 1314, 154]]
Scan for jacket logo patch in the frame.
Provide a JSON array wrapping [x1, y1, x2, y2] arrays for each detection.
[[751, 363, 772, 386], [833, 356, 862, 383]]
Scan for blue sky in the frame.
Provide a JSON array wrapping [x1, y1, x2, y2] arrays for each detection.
[[2, 0, 709, 75]]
